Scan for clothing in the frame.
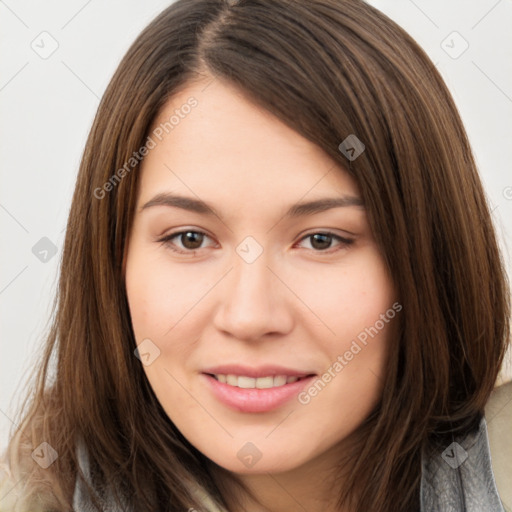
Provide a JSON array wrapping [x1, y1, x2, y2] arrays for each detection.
[[420, 415, 506, 511], [485, 380, 512, 510], [1, 382, 510, 511]]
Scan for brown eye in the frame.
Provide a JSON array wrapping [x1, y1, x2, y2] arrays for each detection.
[[158, 229, 216, 254], [310, 233, 333, 250], [297, 232, 355, 253], [180, 231, 204, 250]]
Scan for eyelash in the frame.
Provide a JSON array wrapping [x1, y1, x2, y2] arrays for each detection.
[[157, 230, 354, 256]]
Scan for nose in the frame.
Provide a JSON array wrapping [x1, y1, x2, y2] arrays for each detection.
[[212, 253, 295, 342]]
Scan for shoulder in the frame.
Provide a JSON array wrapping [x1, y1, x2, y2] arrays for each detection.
[[0, 458, 47, 512], [0, 459, 19, 512], [0, 438, 63, 512], [485, 380, 512, 512]]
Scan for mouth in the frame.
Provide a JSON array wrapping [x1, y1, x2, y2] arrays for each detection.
[[205, 373, 315, 389], [201, 371, 317, 413]]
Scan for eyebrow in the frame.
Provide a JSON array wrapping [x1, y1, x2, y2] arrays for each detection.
[[140, 192, 365, 219]]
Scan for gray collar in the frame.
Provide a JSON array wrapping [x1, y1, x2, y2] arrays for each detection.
[[420, 416, 505, 511]]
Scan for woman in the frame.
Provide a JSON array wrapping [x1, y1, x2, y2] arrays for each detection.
[[1, 0, 510, 511]]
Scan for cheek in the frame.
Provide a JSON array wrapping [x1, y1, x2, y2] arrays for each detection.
[[295, 249, 396, 344], [125, 244, 208, 342], [124, 245, 204, 405], [125, 257, 169, 342], [295, 249, 396, 409]]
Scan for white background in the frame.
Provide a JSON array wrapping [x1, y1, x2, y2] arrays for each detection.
[[1, 0, 511, 453]]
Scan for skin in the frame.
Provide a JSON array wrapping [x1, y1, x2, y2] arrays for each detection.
[[124, 76, 399, 512]]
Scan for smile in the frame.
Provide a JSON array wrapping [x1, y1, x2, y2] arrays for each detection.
[[202, 373, 316, 413], [209, 374, 309, 389]]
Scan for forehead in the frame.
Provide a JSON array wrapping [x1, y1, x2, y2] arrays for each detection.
[[138, 78, 360, 211]]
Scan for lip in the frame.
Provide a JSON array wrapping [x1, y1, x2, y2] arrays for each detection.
[[201, 372, 316, 413], [201, 364, 315, 379]]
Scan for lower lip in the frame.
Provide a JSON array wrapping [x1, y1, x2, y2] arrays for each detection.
[[202, 373, 315, 413]]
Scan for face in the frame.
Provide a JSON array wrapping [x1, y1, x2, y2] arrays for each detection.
[[124, 77, 399, 476]]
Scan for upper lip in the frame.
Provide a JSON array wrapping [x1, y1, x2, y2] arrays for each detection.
[[202, 364, 316, 379]]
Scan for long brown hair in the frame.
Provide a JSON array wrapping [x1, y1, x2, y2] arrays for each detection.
[[3, 0, 510, 511]]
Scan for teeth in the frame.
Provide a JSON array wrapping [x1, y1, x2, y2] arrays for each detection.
[[273, 375, 287, 387], [255, 376, 274, 389], [237, 376, 256, 388], [213, 374, 302, 389]]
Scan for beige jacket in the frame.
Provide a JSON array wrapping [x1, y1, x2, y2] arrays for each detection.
[[485, 380, 512, 511]]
